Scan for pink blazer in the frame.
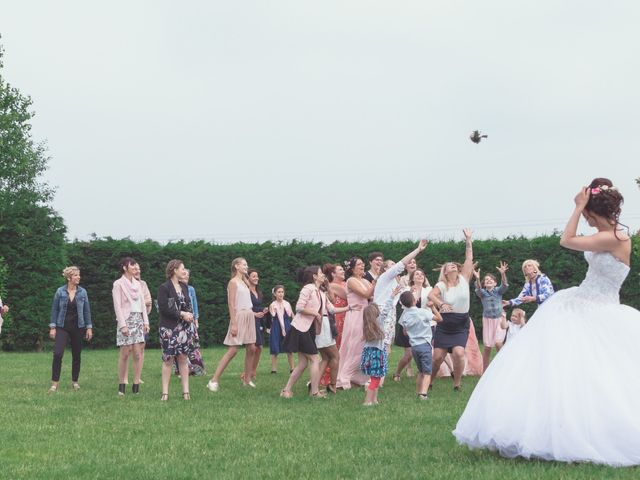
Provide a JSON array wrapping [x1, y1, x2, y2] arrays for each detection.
[[112, 276, 150, 329], [291, 284, 334, 333]]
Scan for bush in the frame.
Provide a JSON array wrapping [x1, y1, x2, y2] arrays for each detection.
[[57, 234, 639, 350]]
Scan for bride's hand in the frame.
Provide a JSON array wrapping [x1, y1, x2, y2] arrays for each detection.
[[574, 187, 590, 210]]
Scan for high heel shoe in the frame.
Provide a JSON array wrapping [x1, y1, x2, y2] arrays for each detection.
[[327, 384, 337, 394]]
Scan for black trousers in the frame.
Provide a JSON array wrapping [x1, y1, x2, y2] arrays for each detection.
[[51, 326, 85, 382]]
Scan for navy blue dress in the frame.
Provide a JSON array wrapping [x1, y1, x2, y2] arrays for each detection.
[[269, 307, 292, 355], [251, 291, 265, 347]]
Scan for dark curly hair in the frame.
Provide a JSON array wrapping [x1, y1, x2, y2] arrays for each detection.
[[585, 177, 627, 238], [345, 256, 364, 279]]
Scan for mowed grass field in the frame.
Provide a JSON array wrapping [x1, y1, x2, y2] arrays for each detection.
[[0, 347, 637, 480]]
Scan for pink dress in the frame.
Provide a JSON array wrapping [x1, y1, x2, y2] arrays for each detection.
[[436, 317, 483, 377], [336, 283, 370, 389]]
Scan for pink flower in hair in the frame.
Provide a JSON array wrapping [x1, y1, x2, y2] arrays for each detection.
[[591, 187, 601, 195]]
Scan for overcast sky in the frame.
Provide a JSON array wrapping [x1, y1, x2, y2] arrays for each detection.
[[2, 1, 639, 243]]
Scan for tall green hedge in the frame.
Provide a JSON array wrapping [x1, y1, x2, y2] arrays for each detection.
[[53, 234, 639, 350], [0, 203, 67, 350]]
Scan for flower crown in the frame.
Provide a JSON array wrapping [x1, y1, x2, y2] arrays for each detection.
[[591, 185, 617, 195]]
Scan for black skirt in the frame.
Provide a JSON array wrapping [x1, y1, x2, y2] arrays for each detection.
[[283, 325, 317, 355], [433, 312, 470, 351], [394, 322, 411, 348]]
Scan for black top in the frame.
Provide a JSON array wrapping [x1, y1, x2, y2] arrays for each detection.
[[65, 295, 79, 329], [157, 280, 192, 329]]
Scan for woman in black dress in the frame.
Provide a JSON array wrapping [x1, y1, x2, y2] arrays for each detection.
[[158, 259, 196, 400]]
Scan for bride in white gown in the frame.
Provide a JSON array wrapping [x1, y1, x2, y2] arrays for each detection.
[[453, 178, 640, 467]]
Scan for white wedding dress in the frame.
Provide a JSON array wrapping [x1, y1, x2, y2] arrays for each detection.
[[453, 251, 640, 467]]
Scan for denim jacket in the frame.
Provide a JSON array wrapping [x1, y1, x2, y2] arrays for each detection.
[[49, 286, 93, 329], [188, 285, 199, 320]]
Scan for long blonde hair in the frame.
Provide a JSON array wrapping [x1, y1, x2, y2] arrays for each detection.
[[230, 257, 251, 288], [362, 304, 384, 342], [437, 262, 462, 285]]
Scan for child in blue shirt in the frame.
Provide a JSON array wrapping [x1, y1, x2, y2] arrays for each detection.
[[473, 261, 509, 372], [398, 291, 442, 400]]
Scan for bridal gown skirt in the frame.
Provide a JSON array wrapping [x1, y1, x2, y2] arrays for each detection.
[[453, 286, 640, 467]]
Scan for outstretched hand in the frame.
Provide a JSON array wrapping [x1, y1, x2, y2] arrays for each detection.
[[463, 228, 473, 240], [496, 261, 509, 274], [418, 239, 428, 251], [473, 268, 481, 279], [574, 187, 590, 210]]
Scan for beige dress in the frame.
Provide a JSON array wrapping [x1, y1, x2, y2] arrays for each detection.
[[223, 280, 256, 346]]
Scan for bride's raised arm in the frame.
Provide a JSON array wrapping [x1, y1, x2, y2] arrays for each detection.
[[559, 186, 620, 253]]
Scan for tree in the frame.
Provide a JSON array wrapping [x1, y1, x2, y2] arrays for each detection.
[[0, 39, 67, 350]]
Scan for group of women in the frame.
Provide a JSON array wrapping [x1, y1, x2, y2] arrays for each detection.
[[37, 176, 640, 467], [44, 231, 549, 399]]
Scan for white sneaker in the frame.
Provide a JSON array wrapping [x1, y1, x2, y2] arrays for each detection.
[[207, 380, 219, 392]]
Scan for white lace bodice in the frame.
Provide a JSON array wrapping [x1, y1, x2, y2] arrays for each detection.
[[576, 251, 630, 304]]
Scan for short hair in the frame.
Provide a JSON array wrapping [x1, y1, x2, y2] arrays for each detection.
[[62, 266, 80, 281], [512, 308, 527, 323], [521, 259, 541, 279], [119, 257, 137, 274], [482, 273, 497, 287], [165, 259, 183, 279], [368, 251, 384, 263], [399, 291, 415, 308]]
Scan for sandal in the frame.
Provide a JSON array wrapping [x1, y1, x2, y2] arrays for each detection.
[[310, 391, 327, 399], [280, 389, 293, 399], [182, 392, 191, 401], [160, 393, 169, 401], [392, 373, 401, 382], [48, 385, 58, 394]]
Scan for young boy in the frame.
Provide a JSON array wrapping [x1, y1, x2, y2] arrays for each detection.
[[398, 291, 442, 400]]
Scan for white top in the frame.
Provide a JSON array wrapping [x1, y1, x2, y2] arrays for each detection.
[[234, 280, 253, 310], [505, 321, 523, 342], [373, 261, 405, 307], [435, 276, 470, 313], [129, 295, 143, 313]]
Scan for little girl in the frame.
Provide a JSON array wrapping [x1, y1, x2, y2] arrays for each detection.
[[360, 285, 402, 406], [268, 285, 294, 374], [500, 308, 526, 342], [474, 261, 509, 372]]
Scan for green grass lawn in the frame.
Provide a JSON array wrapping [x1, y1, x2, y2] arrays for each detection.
[[0, 347, 636, 479]]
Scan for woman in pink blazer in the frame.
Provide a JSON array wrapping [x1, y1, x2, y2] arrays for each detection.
[[112, 257, 149, 396], [280, 266, 354, 398]]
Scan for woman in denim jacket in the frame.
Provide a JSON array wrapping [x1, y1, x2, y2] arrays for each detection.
[[48, 266, 93, 393]]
